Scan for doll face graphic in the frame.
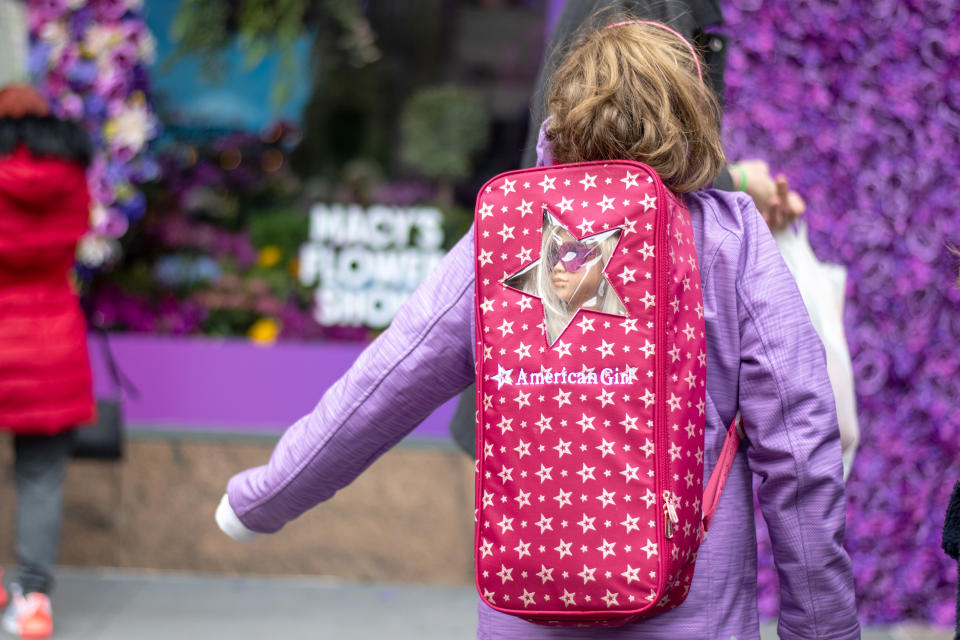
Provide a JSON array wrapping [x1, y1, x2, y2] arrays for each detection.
[[547, 230, 604, 307]]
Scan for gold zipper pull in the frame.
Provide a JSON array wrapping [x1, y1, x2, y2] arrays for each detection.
[[663, 491, 679, 539]]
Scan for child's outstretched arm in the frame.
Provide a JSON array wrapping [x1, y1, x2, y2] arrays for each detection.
[[216, 228, 476, 540], [733, 196, 860, 639]]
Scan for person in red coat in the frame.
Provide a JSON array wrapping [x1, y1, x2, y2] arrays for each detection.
[[0, 84, 94, 639]]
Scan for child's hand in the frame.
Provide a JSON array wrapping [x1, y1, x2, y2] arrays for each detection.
[[733, 160, 776, 214], [731, 160, 806, 232], [763, 174, 806, 231]]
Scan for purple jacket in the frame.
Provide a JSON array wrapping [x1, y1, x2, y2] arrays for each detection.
[[225, 189, 860, 640]]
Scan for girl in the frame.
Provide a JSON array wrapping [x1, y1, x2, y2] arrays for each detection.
[[0, 84, 94, 639], [216, 20, 859, 640]]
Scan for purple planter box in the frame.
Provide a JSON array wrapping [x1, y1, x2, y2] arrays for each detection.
[[88, 333, 458, 440]]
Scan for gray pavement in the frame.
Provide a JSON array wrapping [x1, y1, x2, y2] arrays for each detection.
[[0, 568, 947, 639]]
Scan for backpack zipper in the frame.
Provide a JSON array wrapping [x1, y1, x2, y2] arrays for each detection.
[[655, 179, 670, 583]]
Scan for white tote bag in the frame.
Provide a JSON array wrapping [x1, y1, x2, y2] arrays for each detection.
[[774, 221, 859, 480]]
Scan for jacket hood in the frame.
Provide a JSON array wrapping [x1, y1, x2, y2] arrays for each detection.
[[0, 147, 86, 209]]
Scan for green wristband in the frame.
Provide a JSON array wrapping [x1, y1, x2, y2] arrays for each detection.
[[735, 166, 748, 191]]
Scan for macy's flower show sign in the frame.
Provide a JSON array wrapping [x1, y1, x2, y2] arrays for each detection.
[[298, 203, 445, 328]]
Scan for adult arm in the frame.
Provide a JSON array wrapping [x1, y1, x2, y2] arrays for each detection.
[[733, 195, 859, 639], [219, 228, 477, 537]]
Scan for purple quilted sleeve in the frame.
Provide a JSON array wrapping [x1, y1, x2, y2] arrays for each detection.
[[733, 198, 860, 639], [226, 227, 476, 533]]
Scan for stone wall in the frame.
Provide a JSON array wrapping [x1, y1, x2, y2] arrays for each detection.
[[0, 434, 476, 584]]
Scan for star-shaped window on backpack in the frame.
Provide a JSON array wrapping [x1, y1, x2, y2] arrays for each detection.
[[503, 205, 627, 345]]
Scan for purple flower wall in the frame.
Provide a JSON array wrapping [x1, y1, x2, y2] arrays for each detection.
[[720, 0, 960, 625]]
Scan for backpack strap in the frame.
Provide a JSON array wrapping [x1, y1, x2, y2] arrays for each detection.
[[700, 412, 743, 536]]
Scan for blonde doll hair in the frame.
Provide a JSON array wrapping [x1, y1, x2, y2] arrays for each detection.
[[533, 216, 625, 343], [545, 20, 726, 193]]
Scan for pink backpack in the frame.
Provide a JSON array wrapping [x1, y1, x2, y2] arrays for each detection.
[[473, 160, 740, 626]]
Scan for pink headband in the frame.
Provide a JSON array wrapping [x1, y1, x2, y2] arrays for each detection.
[[604, 20, 703, 83]]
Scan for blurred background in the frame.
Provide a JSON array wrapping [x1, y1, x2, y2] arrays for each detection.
[[0, 0, 957, 636]]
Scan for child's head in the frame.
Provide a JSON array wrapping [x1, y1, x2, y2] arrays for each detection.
[[545, 20, 726, 193]]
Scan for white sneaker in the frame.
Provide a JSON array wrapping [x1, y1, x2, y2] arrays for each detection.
[[1, 584, 53, 638]]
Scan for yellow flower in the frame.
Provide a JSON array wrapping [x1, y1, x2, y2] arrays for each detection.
[[258, 245, 283, 268], [248, 318, 280, 345]]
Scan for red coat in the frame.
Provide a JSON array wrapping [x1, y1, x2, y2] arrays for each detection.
[[0, 147, 94, 434]]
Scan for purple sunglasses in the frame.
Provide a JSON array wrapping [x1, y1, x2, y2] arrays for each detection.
[[547, 240, 599, 272]]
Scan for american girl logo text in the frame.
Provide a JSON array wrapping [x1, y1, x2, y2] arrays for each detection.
[[492, 365, 638, 389]]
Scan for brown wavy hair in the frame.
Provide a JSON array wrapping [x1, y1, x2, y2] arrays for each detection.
[[545, 20, 726, 193]]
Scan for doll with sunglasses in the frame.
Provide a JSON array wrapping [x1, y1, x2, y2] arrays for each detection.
[[507, 209, 626, 344]]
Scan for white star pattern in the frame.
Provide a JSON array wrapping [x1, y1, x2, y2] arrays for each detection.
[[576, 413, 596, 432], [620, 171, 640, 189], [602, 589, 620, 608], [597, 489, 617, 508], [520, 589, 536, 607], [554, 488, 573, 508], [578, 513, 597, 533], [578, 565, 597, 584], [621, 514, 641, 534], [514, 390, 531, 409], [619, 414, 639, 433], [515, 539, 531, 559], [597, 539, 617, 559], [534, 464, 553, 483], [492, 365, 512, 389], [535, 514, 554, 534], [537, 564, 555, 583], [596, 390, 615, 408], [641, 539, 659, 559], [596, 439, 616, 458], [621, 565, 641, 584]]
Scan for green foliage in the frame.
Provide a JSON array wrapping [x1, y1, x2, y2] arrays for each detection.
[[168, 0, 233, 79], [247, 208, 310, 256], [169, 0, 379, 107], [400, 85, 490, 182], [441, 204, 474, 252]]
